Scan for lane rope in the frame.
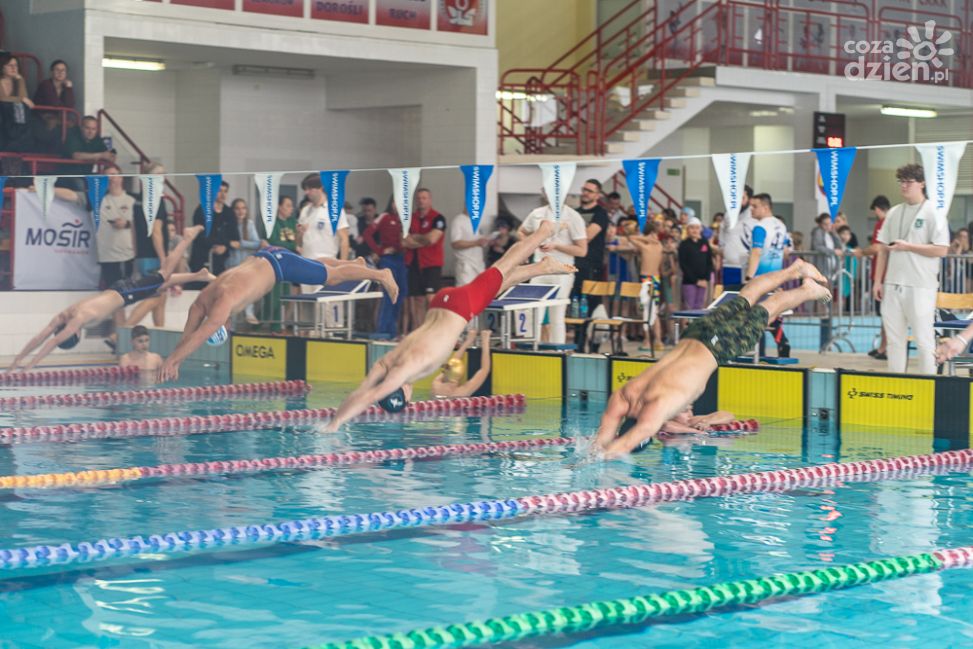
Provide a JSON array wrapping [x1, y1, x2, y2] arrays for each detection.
[[0, 380, 309, 411], [308, 551, 953, 649], [0, 366, 139, 385], [0, 394, 527, 445], [0, 447, 970, 572]]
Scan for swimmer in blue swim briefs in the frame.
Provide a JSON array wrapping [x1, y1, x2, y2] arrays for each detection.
[[9, 225, 212, 373], [158, 248, 400, 382]]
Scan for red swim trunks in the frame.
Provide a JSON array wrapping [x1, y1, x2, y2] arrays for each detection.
[[429, 267, 503, 321]]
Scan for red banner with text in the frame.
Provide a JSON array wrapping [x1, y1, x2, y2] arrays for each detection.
[[243, 0, 303, 17], [437, 0, 487, 34], [311, 0, 369, 23], [376, 0, 431, 29]]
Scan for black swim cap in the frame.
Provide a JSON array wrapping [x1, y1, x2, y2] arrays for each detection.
[[377, 387, 408, 413], [54, 324, 80, 350]]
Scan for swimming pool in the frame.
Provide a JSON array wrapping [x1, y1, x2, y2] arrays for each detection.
[[1, 372, 971, 648]]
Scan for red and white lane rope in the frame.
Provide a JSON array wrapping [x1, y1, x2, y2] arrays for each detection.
[[0, 379, 309, 411], [0, 394, 527, 444], [0, 366, 139, 386]]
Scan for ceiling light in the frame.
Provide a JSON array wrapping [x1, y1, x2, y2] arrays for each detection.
[[880, 106, 937, 118], [749, 110, 778, 117], [103, 57, 166, 71]]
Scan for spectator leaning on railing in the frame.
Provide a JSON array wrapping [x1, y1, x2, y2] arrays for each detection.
[[32, 59, 75, 154], [0, 53, 35, 158]]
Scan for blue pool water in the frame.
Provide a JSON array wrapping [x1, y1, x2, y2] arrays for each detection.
[[0, 372, 972, 648]]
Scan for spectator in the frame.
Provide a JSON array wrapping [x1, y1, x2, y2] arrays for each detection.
[[622, 220, 665, 351], [166, 222, 188, 273], [865, 195, 891, 358], [261, 195, 299, 332], [518, 190, 587, 346], [487, 214, 517, 265], [0, 54, 34, 154], [677, 216, 713, 310], [364, 204, 406, 338], [450, 211, 488, 286], [834, 212, 860, 250], [573, 178, 610, 309], [227, 198, 263, 325], [132, 162, 170, 326], [791, 231, 804, 251], [403, 188, 446, 332], [710, 212, 725, 245], [64, 115, 114, 172], [606, 191, 626, 225], [874, 163, 949, 374], [720, 191, 757, 291], [678, 206, 696, 237], [352, 197, 378, 259], [811, 212, 843, 281], [837, 225, 858, 312], [189, 179, 233, 278], [33, 59, 75, 108], [297, 173, 349, 292]]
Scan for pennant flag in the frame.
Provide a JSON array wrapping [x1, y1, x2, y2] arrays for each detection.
[[621, 158, 661, 232], [813, 147, 857, 221], [0, 176, 7, 201], [139, 174, 165, 238], [389, 168, 421, 236], [711, 153, 751, 231], [460, 164, 493, 233], [916, 142, 967, 221], [85, 175, 110, 230], [253, 172, 283, 238], [196, 173, 223, 235], [539, 162, 576, 221], [33, 176, 57, 218], [319, 170, 350, 235]]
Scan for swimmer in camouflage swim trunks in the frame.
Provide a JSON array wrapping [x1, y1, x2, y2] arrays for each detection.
[[594, 258, 831, 457]]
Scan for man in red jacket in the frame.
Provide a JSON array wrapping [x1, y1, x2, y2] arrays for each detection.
[[403, 188, 446, 332], [363, 206, 407, 338]]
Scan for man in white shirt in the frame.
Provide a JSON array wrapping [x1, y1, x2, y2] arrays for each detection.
[[297, 173, 349, 293], [719, 184, 754, 290], [518, 192, 588, 345], [873, 164, 949, 374], [450, 212, 488, 286]]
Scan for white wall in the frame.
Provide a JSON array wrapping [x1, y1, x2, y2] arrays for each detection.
[[103, 68, 177, 171]]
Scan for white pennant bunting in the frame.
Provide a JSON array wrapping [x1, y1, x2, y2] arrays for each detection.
[[253, 172, 283, 238], [139, 175, 165, 238], [539, 162, 576, 221], [915, 142, 967, 221], [711, 153, 751, 232], [389, 168, 421, 236], [33, 176, 57, 217]]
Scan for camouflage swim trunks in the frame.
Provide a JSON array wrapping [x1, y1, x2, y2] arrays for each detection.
[[682, 296, 768, 364]]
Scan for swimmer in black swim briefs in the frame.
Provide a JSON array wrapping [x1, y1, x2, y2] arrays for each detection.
[[9, 225, 212, 372], [593, 259, 832, 457]]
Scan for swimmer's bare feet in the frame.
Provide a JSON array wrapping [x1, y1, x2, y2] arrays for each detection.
[[377, 268, 399, 304], [197, 269, 217, 283], [794, 258, 828, 284], [183, 225, 205, 241], [537, 219, 556, 238], [803, 277, 832, 303], [537, 255, 578, 276], [353, 257, 367, 266]]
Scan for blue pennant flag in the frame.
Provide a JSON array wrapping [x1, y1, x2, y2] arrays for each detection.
[[460, 164, 493, 234], [319, 170, 349, 234], [85, 175, 110, 230], [196, 173, 223, 235], [622, 158, 661, 232], [0, 176, 7, 201], [813, 147, 857, 221]]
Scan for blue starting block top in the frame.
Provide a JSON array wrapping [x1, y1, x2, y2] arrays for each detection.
[[488, 284, 560, 309], [935, 319, 971, 331], [282, 280, 373, 301]]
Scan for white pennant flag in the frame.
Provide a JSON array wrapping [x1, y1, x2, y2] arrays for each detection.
[[711, 153, 751, 231], [253, 172, 283, 238], [539, 162, 576, 221], [389, 168, 421, 235], [33, 176, 57, 217], [139, 175, 165, 238], [915, 142, 967, 221]]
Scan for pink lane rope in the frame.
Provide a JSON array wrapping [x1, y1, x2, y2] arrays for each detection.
[[0, 366, 139, 386], [0, 436, 568, 490], [0, 394, 526, 445], [0, 379, 309, 411], [934, 547, 973, 569]]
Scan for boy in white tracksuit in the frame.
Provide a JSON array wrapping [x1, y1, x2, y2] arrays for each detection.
[[873, 164, 949, 374]]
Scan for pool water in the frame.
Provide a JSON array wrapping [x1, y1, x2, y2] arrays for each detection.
[[0, 373, 972, 648]]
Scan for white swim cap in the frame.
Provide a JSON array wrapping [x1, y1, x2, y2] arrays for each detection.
[[207, 325, 229, 346]]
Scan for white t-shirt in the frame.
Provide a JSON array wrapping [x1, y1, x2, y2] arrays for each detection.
[[299, 203, 349, 259], [521, 205, 587, 265], [96, 192, 136, 263], [720, 213, 757, 270], [877, 200, 949, 289], [449, 214, 486, 272]]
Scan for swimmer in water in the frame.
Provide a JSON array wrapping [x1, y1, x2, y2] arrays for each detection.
[[119, 325, 163, 373], [661, 404, 735, 434], [594, 259, 831, 457], [432, 329, 492, 399], [158, 248, 400, 382], [8, 225, 212, 373], [328, 219, 576, 429]]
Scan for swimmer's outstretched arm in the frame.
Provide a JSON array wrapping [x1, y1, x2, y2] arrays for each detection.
[[21, 316, 86, 372], [9, 315, 63, 371], [937, 322, 973, 363], [660, 420, 701, 434], [689, 410, 735, 428], [158, 301, 230, 382], [327, 358, 413, 431]]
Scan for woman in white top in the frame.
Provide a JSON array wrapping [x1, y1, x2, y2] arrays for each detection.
[[228, 198, 265, 325]]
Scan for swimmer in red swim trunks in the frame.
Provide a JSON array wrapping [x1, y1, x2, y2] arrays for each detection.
[[327, 219, 576, 430]]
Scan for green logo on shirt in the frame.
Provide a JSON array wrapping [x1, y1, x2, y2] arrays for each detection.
[[914, 218, 924, 229]]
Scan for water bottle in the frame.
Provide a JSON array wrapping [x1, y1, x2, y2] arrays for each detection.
[[570, 296, 580, 319], [580, 295, 589, 318]]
